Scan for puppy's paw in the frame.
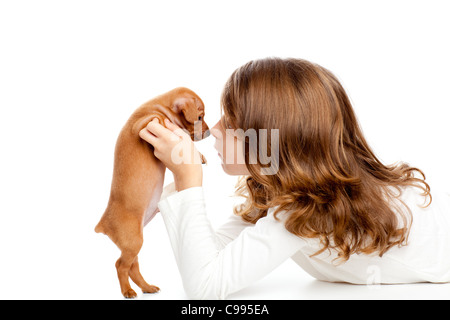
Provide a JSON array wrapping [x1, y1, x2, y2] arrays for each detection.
[[123, 288, 138, 299], [143, 285, 160, 294]]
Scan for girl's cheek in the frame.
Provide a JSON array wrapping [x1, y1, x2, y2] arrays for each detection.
[[224, 136, 236, 163], [235, 138, 246, 165]]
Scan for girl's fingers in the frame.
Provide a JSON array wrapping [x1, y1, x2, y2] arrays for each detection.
[[140, 118, 184, 149], [164, 118, 190, 139], [139, 127, 158, 147], [164, 118, 180, 130], [148, 118, 184, 140], [146, 118, 166, 137]]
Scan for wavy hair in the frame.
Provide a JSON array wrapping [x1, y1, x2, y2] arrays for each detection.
[[221, 57, 432, 261]]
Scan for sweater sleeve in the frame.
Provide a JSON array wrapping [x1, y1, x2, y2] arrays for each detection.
[[158, 186, 306, 299]]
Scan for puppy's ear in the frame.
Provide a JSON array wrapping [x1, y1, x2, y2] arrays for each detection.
[[172, 97, 198, 123]]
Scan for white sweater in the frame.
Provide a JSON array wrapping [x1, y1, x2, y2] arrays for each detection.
[[158, 184, 450, 300]]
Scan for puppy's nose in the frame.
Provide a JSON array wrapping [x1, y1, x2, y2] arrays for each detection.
[[193, 130, 209, 141], [203, 129, 211, 138]]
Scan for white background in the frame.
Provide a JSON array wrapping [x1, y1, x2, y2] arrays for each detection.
[[0, 0, 449, 300]]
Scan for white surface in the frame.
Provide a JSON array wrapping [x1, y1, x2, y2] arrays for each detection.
[[0, 0, 449, 300]]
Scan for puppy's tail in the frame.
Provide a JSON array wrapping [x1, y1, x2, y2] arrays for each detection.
[[95, 207, 111, 234], [94, 221, 105, 234], [95, 206, 118, 236]]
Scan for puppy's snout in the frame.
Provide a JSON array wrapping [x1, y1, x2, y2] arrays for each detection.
[[203, 129, 211, 138], [193, 130, 209, 141], [193, 120, 210, 141]]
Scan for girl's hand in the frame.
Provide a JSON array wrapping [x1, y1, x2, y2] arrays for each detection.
[[139, 118, 202, 191]]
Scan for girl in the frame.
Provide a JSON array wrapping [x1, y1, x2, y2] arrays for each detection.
[[139, 57, 450, 299]]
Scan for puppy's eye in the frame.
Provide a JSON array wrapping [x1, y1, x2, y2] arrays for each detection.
[[198, 116, 202, 121]]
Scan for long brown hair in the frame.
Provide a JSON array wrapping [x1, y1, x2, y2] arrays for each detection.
[[221, 57, 432, 261]]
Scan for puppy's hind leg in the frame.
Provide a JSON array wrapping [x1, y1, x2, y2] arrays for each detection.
[[116, 251, 140, 298], [129, 258, 160, 294], [113, 215, 144, 298]]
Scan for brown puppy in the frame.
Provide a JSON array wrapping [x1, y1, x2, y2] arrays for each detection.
[[95, 87, 209, 298]]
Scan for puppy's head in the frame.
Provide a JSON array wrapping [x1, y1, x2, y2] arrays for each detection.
[[171, 87, 209, 141]]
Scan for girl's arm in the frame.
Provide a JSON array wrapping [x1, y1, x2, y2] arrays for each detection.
[[140, 119, 306, 298], [160, 182, 253, 249], [158, 186, 306, 299]]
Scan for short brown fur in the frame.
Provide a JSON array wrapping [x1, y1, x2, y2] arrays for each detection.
[[95, 87, 209, 298]]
